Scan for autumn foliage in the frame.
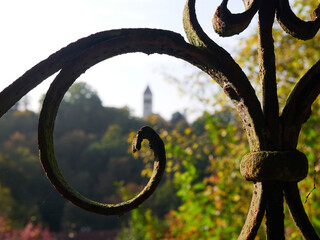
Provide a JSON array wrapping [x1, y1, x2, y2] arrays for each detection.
[[0, 218, 53, 240]]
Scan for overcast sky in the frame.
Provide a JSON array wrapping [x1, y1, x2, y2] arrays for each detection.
[[0, 0, 246, 121]]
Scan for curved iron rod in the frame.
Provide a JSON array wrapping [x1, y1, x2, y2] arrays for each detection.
[[39, 102, 165, 217], [276, 0, 320, 40], [258, 0, 280, 150], [213, 0, 261, 37], [264, 182, 285, 239], [31, 27, 256, 217], [242, 0, 255, 9], [183, 0, 267, 151], [183, 0, 228, 53], [0, 25, 267, 152], [238, 183, 266, 240], [281, 60, 320, 149], [0, 30, 130, 118], [284, 183, 320, 239]]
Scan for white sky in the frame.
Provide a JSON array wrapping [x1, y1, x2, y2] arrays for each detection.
[[0, 0, 246, 121]]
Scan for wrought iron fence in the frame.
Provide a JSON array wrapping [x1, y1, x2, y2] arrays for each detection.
[[1, 0, 320, 239]]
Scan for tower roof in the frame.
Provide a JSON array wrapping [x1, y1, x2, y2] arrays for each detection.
[[144, 85, 152, 95]]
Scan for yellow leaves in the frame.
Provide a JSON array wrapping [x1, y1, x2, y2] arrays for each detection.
[[203, 146, 211, 155], [161, 129, 168, 137], [185, 147, 193, 156], [204, 123, 211, 131], [220, 129, 227, 137], [166, 160, 180, 173], [203, 185, 214, 197], [232, 194, 241, 202], [163, 132, 172, 142], [141, 168, 153, 178], [184, 127, 192, 135]]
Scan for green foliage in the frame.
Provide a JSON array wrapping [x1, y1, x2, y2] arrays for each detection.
[[163, 113, 253, 239], [117, 208, 166, 240], [119, 111, 255, 239]]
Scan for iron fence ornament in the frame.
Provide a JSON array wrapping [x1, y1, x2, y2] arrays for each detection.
[[1, 0, 320, 239]]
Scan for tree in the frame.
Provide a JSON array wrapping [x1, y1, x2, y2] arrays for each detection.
[[54, 82, 106, 137], [170, 112, 186, 125]]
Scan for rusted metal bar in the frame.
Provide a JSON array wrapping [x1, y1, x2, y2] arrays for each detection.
[[258, 0, 280, 150], [185, 0, 267, 151], [238, 183, 266, 240], [281, 60, 320, 149], [284, 183, 320, 240]]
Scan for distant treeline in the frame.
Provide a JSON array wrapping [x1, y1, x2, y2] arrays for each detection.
[[0, 82, 190, 232]]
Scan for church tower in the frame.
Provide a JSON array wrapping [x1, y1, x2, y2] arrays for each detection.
[[143, 85, 152, 118]]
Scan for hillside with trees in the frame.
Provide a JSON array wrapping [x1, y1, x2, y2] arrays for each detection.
[[0, 82, 190, 237]]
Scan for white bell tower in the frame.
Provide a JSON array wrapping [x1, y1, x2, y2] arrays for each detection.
[[143, 85, 152, 118]]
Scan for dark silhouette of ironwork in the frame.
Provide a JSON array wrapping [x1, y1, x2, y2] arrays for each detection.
[[1, 0, 320, 239]]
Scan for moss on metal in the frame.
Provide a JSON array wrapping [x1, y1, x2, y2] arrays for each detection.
[[240, 150, 308, 182]]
